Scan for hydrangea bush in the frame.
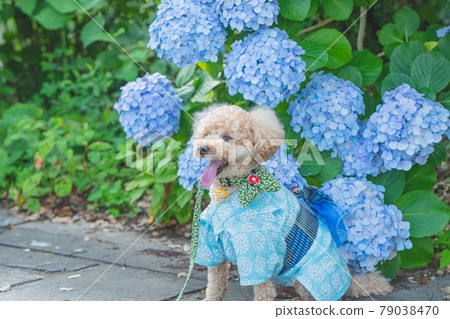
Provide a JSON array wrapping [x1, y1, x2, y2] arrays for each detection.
[[321, 177, 412, 273], [114, 73, 182, 146], [262, 144, 307, 189], [288, 72, 365, 154], [115, 1, 450, 278], [218, 0, 280, 31], [224, 27, 306, 106], [177, 139, 208, 191], [363, 84, 450, 172], [148, 0, 226, 67]]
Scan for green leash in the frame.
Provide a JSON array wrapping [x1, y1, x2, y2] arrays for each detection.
[[176, 183, 204, 301]]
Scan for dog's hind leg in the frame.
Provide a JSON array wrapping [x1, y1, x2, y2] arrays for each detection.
[[294, 280, 314, 301], [345, 271, 392, 299], [204, 261, 230, 301], [254, 279, 276, 301]]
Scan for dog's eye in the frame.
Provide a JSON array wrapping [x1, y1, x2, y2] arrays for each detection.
[[223, 135, 233, 142]]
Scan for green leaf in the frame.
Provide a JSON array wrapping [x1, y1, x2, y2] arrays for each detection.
[[298, 160, 323, 177], [33, 4, 70, 30], [175, 187, 193, 209], [377, 255, 401, 280], [192, 79, 222, 101], [381, 73, 416, 95], [175, 64, 196, 87], [129, 188, 146, 204], [175, 84, 195, 100], [38, 139, 55, 158], [403, 165, 437, 193], [410, 31, 427, 42], [436, 230, 450, 246], [279, 0, 311, 21], [378, 23, 403, 47], [22, 173, 42, 197], [197, 60, 222, 79], [411, 52, 450, 92], [354, 0, 377, 6], [26, 198, 40, 212], [175, 202, 192, 224], [106, 208, 120, 218], [305, 29, 352, 69], [383, 43, 400, 59], [306, 0, 319, 18], [80, 17, 113, 48], [440, 249, 450, 268], [54, 176, 73, 197], [277, 16, 303, 38], [427, 142, 447, 166], [362, 90, 376, 118], [368, 170, 405, 204], [298, 39, 328, 71], [148, 183, 165, 216], [396, 190, 449, 238], [17, 0, 37, 16], [438, 90, 450, 110], [155, 174, 178, 184], [74, 0, 104, 12], [45, 0, 78, 13], [390, 41, 427, 76], [312, 152, 342, 183], [2, 103, 42, 120], [115, 61, 138, 82], [321, 0, 353, 21], [129, 48, 149, 63], [337, 66, 363, 87], [393, 7, 420, 40], [89, 141, 112, 151], [435, 36, 450, 60], [399, 237, 433, 269], [425, 24, 442, 42], [348, 50, 383, 86]]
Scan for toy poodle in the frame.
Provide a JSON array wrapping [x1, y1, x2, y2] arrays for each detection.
[[191, 104, 392, 301]]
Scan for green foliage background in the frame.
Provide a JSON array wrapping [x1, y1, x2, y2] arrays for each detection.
[[0, 0, 449, 278]]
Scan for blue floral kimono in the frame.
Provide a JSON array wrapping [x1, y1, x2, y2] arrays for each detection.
[[195, 185, 351, 301]]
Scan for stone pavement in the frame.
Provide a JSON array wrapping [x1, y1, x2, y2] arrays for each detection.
[[0, 209, 449, 301]]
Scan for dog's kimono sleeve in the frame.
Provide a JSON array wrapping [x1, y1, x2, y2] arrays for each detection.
[[195, 207, 227, 267]]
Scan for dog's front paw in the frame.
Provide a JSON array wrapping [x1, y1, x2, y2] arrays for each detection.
[[202, 297, 222, 301], [254, 281, 276, 301]]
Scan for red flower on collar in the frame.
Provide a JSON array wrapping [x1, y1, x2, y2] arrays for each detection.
[[248, 174, 260, 186]]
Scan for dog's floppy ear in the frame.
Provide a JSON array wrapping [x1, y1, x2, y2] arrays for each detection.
[[249, 107, 285, 162]]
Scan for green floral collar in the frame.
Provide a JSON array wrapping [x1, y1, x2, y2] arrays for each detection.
[[218, 167, 281, 206]]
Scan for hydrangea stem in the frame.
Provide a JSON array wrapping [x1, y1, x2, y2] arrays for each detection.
[[357, 7, 367, 51], [296, 18, 334, 36]]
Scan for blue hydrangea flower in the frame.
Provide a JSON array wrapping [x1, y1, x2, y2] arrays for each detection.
[[148, 0, 227, 67], [218, 0, 279, 31], [437, 25, 450, 38], [114, 73, 182, 146], [177, 139, 208, 190], [263, 145, 307, 189], [224, 27, 306, 107], [288, 72, 365, 154], [335, 123, 383, 177], [363, 84, 450, 171], [321, 177, 412, 273], [338, 136, 383, 178]]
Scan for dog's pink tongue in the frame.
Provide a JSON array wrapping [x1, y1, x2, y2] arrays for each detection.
[[200, 160, 224, 187]]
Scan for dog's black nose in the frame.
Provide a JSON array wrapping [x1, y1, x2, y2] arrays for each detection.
[[199, 145, 209, 156]]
